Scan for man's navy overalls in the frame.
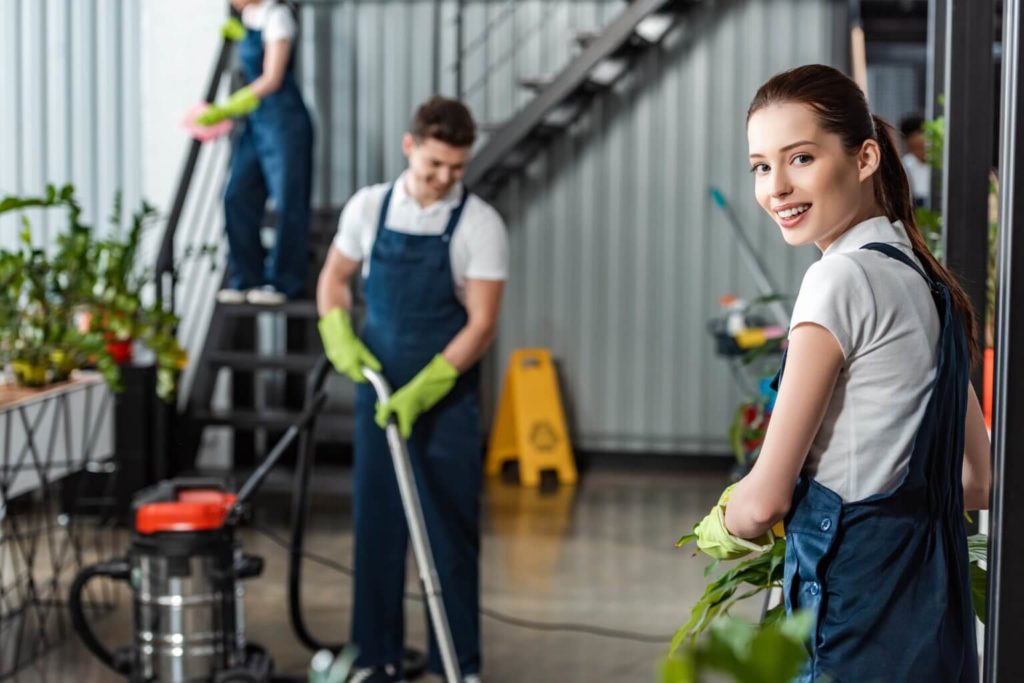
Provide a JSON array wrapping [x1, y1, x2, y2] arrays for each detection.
[[352, 185, 482, 677]]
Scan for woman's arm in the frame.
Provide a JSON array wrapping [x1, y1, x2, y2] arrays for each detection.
[[724, 323, 844, 539], [248, 39, 291, 98], [962, 384, 991, 511]]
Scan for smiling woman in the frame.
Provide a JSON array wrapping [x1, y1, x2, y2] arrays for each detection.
[[690, 64, 991, 683]]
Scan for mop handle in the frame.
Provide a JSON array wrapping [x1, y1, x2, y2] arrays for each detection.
[[363, 367, 463, 683]]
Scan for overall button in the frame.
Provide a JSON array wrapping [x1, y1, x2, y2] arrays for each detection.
[[808, 582, 820, 596], [820, 518, 832, 532]]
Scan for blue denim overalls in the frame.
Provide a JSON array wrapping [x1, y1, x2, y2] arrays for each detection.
[[223, 2, 313, 297], [777, 243, 977, 682], [351, 185, 482, 677]]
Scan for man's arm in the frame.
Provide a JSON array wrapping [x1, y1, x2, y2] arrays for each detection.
[[439, 279, 504, 372], [317, 247, 361, 317]]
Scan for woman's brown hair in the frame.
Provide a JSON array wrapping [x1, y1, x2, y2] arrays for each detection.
[[747, 64, 978, 365]]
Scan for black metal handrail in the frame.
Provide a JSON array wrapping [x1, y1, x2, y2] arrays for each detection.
[[154, 19, 236, 310]]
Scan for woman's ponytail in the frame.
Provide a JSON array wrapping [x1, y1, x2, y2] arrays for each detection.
[[872, 114, 980, 366]]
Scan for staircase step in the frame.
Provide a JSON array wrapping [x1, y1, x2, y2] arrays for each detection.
[[518, 75, 554, 92], [634, 12, 676, 43], [216, 299, 319, 318], [193, 408, 354, 433], [206, 351, 323, 372], [571, 29, 600, 48]]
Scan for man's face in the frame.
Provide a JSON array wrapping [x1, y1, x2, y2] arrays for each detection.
[[905, 130, 927, 163], [402, 134, 471, 203]]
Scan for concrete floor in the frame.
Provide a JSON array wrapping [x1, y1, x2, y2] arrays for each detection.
[[10, 461, 755, 683]]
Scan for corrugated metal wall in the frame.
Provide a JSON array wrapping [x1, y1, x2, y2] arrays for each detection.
[[298, 0, 848, 454], [491, 0, 848, 452], [0, 0, 143, 247]]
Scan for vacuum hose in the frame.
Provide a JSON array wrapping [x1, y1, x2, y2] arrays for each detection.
[[68, 558, 133, 676], [287, 356, 427, 678]]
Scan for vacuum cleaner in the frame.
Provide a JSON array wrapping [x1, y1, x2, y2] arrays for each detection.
[[69, 361, 463, 683]]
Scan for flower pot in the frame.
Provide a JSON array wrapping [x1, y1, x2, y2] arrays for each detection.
[[12, 359, 49, 387], [983, 347, 994, 431], [106, 338, 133, 365]]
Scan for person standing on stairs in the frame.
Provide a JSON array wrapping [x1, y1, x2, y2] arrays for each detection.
[[196, 0, 313, 306], [316, 96, 507, 683]]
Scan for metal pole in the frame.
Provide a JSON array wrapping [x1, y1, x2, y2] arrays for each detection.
[[985, 0, 1024, 679], [362, 368, 462, 683], [455, 0, 465, 98], [941, 0, 994, 396], [927, 0, 947, 211]]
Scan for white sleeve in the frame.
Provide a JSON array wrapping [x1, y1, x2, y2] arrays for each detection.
[[789, 256, 873, 359], [262, 5, 297, 42], [333, 188, 371, 262], [462, 203, 509, 281]]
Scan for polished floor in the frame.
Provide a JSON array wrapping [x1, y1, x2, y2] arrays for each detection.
[[11, 460, 753, 682]]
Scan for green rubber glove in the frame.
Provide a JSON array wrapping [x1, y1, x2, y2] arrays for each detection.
[[375, 354, 458, 438], [221, 17, 247, 42], [693, 484, 775, 560], [318, 308, 381, 383], [195, 86, 260, 126]]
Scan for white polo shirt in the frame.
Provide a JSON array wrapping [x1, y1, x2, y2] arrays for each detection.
[[788, 216, 941, 502], [333, 173, 509, 302], [241, 1, 296, 42]]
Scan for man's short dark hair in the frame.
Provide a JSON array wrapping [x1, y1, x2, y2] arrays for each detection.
[[899, 114, 925, 139], [410, 96, 476, 148]]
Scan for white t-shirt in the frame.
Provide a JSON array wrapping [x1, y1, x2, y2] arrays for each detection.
[[333, 173, 509, 302], [902, 152, 931, 205], [241, 1, 296, 42], [788, 216, 940, 502]]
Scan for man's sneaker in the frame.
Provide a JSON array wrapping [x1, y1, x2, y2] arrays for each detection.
[[216, 288, 248, 304], [463, 676, 482, 683], [348, 663, 404, 683], [245, 286, 287, 306]]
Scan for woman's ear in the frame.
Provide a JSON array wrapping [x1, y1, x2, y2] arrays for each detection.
[[857, 139, 882, 182]]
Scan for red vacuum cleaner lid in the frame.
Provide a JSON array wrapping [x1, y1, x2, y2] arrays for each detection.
[[135, 489, 237, 534]]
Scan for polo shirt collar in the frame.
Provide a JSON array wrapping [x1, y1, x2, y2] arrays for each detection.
[[394, 171, 463, 212], [823, 216, 912, 258]]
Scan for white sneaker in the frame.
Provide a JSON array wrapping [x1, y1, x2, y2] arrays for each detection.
[[347, 663, 405, 682], [463, 676, 481, 683], [245, 286, 287, 305], [216, 288, 248, 304]]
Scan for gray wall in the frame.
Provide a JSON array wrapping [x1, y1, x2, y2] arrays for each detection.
[[490, 0, 847, 452], [0, 0, 144, 247], [299, 0, 848, 454]]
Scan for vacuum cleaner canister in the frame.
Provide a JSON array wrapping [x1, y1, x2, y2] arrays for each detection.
[[71, 479, 271, 682]]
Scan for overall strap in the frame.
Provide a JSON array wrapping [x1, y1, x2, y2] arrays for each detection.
[[377, 185, 395, 234], [859, 242, 935, 289], [441, 188, 470, 242]]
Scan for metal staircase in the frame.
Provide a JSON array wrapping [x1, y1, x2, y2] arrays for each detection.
[[465, 0, 694, 198]]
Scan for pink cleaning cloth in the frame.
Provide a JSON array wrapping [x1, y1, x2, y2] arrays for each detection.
[[182, 102, 233, 142]]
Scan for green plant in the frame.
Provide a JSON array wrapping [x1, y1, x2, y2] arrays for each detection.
[[0, 184, 187, 400], [662, 611, 812, 683]]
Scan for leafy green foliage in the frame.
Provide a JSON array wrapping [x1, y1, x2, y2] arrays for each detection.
[[671, 539, 785, 650], [0, 185, 188, 400], [662, 611, 812, 683]]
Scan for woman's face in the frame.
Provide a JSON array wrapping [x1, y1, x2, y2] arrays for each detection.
[[747, 102, 880, 251], [230, 0, 257, 11]]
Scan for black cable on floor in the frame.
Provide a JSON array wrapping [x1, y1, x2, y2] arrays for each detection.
[[249, 523, 674, 645]]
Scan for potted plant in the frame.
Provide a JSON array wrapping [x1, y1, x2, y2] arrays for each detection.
[[0, 185, 186, 400]]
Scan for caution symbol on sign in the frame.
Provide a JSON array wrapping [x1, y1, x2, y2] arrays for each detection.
[[486, 349, 577, 487]]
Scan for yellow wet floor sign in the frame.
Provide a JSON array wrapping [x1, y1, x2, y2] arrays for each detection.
[[486, 348, 577, 486]]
